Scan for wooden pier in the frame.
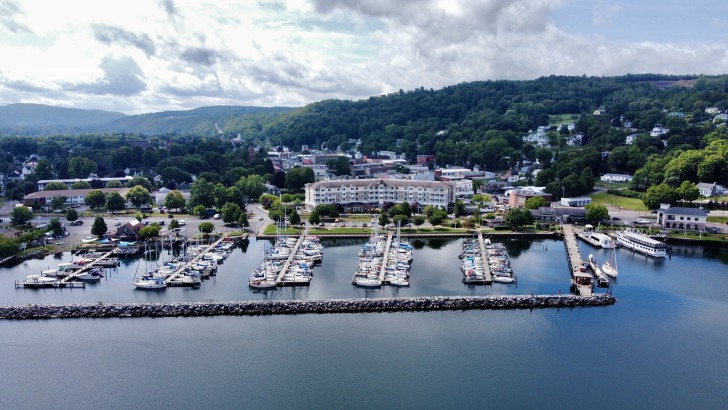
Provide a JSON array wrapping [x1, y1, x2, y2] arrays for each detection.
[[165, 235, 228, 286], [576, 229, 602, 248], [274, 234, 307, 286], [60, 251, 114, 283], [562, 224, 593, 296], [378, 231, 394, 282], [477, 232, 493, 284]]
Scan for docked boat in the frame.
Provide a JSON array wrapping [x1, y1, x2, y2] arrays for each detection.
[[492, 275, 516, 284], [602, 239, 619, 278], [133, 274, 166, 289], [615, 229, 667, 258], [75, 268, 104, 281], [20, 274, 60, 288]]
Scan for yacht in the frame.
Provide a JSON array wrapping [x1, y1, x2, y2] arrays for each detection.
[[616, 230, 667, 258], [133, 274, 167, 289], [75, 268, 104, 281], [20, 274, 60, 288]]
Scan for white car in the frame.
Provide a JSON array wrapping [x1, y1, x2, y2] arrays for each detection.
[[178, 220, 186, 226], [635, 219, 651, 225]]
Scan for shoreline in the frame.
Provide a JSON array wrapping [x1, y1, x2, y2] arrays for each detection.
[[0, 294, 616, 320]]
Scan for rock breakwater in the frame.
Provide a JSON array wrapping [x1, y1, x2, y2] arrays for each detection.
[[0, 294, 616, 320]]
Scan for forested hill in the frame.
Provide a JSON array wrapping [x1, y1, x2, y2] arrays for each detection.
[[0, 103, 127, 133], [262, 74, 728, 158]]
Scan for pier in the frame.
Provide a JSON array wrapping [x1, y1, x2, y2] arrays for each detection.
[[165, 235, 228, 286], [60, 250, 114, 284], [378, 231, 394, 283], [477, 232, 493, 284], [562, 224, 592, 296], [274, 234, 307, 286], [576, 229, 602, 248]]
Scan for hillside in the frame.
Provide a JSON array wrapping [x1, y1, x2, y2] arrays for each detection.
[[0, 103, 127, 133]]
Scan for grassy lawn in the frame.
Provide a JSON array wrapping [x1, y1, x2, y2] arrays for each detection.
[[667, 231, 728, 243], [707, 216, 728, 223], [549, 114, 579, 125], [590, 192, 648, 212]]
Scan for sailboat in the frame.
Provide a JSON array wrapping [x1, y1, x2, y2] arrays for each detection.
[[602, 238, 618, 278]]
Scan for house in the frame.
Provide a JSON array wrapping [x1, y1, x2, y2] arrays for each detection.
[[416, 155, 435, 166], [657, 206, 708, 231], [697, 182, 718, 197], [115, 219, 144, 240], [705, 107, 720, 114], [650, 125, 669, 137], [560, 197, 592, 207], [508, 189, 552, 208], [601, 173, 633, 184], [625, 134, 639, 145]]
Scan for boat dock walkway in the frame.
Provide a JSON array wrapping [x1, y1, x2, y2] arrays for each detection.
[[477, 232, 493, 284], [60, 251, 114, 283], [275, 234, 306, 286], [562, 224, 593, 296], [165, 235, 228, 285], [378, 231, 394, 282], [576, 229, 602, 248]]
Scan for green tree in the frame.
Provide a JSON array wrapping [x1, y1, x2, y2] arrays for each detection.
[[127, 176, 154, 191], [378, 212, 390, 226], [44, 181, 68, 191], [139, 225, 160, 240], [326, 156, 351, 176], [428, 209, 448, 226], [412, 215, 425, 227], [106, 192, 126, 211], [193, 204, 207, 218], [524, 196, 547, 210], [585, 203, 609, 224], [676, 180, 699, 202], [85, 190, 106, 209], [643, 183, 676, 209], [289, 209, 301, 225], [504, 208, 534, 230], [238, 213, 249, 227], [392, 214, 409, 226], [198, 222, 215, 234], [11, 206, 33, 225], [126, 185, 151, 208], [454, 200, 465, 217], [189, 178, 216, 209], [32, 159, 54, 180], [48, 218, 64, 236], [169, 219, 180, 230], [235, 174, 266, 201], [67, 156, 96, 178], [65, 208, 78, 222], [106, 180, 122, 188], [285, 166, 315, 192], [222, 202, 242, 224], [308, 210, 321, 225], [164, 190, 186, 210], [50, 195, 67, 210], [71, 181, 92, 189], [91, 216, 107, 238]]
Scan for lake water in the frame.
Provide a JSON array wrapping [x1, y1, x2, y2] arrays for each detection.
[[1, 237, 727, 409]]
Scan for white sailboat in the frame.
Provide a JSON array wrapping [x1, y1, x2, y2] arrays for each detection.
[[602, 239, 618, 278]]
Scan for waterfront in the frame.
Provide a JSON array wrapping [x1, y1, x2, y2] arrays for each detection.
[[1, 237, 728, 409]]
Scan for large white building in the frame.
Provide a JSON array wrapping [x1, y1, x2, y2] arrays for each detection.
[[305, 179, 455, 212]]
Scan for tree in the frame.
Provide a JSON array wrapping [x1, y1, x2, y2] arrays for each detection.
[[44, 181, 68, 191], [50, 195, 67, 210], [139, 225, 160, 240], [125, 185, 151, 208], [308, 210, 321, 225], [169, 219, 180, 230], [67, 156, 96, 178], [32, 159, 54, 180], [676, 180, 699, 202], [378, 213, 390, 226], [643, 183, 676, 209], [504, 208, 534, 230], [454, 200, 465, 217], [326, 156, 351, 176], [71, 181, 92, 189], [189, 178, 216, 209], [289, 209, 301, 225], [65, 208, 78, 222], [285, 166, 315, 192], [238, 213, 249, 227], [106, 191, 126, 211], [428, 209, 448, 226], [11, 206, 33, 225], [85, 190, 106, 209], [222, 202, 242, 224], [413, 215, 425, 227], [584, 203, 609, 224], [198, 222, 215, 234], [91, 216, 107, 238], [392, 214, 409, 226], [525, 196, 547, 210], [48, 218, 64, 236], [127, 176, 154, 191], [106, 180, 123, 188], [164, 190, 186, 210]]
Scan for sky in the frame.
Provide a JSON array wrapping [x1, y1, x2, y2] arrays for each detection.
[[1, 0, 728, 115]]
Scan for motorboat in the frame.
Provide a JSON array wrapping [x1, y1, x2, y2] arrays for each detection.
[[133, 275, 167, 289], [492, 275, 516, 284], [75, 268, 104, 281], [20, 274, 60, 288]]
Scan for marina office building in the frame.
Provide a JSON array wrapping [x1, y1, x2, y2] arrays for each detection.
[[304, 179, 455, 213]]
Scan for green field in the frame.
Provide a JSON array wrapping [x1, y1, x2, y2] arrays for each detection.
[[707, 216, 728, 223], [590, 192, 648, 211], [549, 114, 580, 126]]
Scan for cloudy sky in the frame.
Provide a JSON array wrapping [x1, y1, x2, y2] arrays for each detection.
[[1, 0, 728, 114]]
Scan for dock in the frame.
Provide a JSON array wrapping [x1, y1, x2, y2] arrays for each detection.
[[275, 234, 307, 286], [378, 231, 394, 282], [562, 224, 593, 296], [576, 229, 602, 248], [165, 235, 228, 286], [15, 280, 85, 289], [60, 251, 115, 283], [477, 232, 493, 284]]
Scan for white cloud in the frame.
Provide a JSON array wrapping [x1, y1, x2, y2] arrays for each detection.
[[0, 0, 726, 114]]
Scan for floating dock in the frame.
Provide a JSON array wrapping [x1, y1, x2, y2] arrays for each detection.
[[165, 235, 228, 286], [275, 234, 308, 286], [60, 251, 114, 284], [378, 231, 394, 282]]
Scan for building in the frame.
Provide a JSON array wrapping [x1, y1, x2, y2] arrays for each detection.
[[508, 189, 552, 208], [531, 207, 586, 224], [657, 206, 708, 231], [304, 179, 455, 213], [416, 155, 435, 166], [23, 188, 132, 207], [601, 173, 633, 184], [696, 182, 718, 198], [560, 197, 592, 207], [37, 176, 133, 191]]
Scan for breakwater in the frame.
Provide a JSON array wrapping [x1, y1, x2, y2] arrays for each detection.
[[0, 294, 615, 320]]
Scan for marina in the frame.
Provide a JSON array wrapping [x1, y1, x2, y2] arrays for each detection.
[[562, 224, 593, 296]]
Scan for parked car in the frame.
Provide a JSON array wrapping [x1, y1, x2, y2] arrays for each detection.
[[114, 221, 121, 226], [635, 219, 651, 225], [168, 214, 174, 218], [213, 214, 221, 219], [158, 220, 165, 226], [611, 217, 620, 221], [179, 220, 186, 226]]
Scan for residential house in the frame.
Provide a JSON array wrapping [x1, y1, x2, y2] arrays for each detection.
[[601, 173, 633, 183]]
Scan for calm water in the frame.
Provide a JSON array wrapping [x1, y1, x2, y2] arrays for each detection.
[[1, 237, 727, 409]]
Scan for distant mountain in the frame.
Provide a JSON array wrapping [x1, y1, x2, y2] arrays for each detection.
[[0, 104, 295, 135], [0, 103, 127, 132], [93, 106, 295, 135]]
